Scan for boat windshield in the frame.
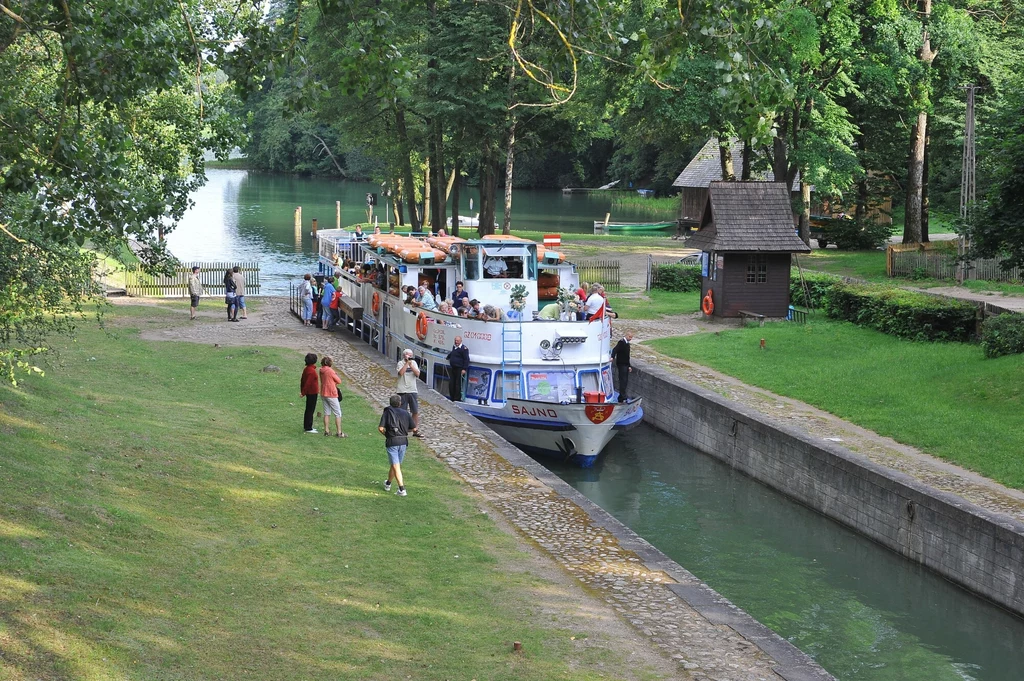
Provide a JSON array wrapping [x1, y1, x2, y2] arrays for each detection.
[[482, 245, 533, 280]]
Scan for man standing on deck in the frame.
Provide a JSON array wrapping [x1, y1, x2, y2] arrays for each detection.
[[187, 266, 203, 320], [611, 331, 633, 402], [446, 335, 470, 402]]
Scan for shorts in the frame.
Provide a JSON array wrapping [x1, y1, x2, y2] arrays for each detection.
[[236, 294, 246, 308], [321, 396, 341, 417], [399, 392, 419, 415], [190, 294, 200, 307], [387, 444, 407, 466]]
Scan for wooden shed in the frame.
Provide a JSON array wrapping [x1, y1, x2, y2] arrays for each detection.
[[689, 182, 811, 319], [672, 138, 800, 224]]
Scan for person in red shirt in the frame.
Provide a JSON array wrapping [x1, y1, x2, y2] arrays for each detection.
[[300, 353, 319, 433], [319, 356, 346, 437]]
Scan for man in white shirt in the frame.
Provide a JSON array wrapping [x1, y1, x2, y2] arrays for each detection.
[[396, 349, 423, 436], [584, 286, 605, 320], [483, 256, 508, 278]]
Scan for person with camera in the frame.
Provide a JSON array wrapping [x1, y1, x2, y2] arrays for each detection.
[[396, 349, 423, 437]]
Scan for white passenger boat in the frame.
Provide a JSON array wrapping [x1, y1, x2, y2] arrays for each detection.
[[306, 228, 643, 467]]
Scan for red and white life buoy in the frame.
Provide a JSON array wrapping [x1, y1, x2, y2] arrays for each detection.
[[701, 290, 714, 316]]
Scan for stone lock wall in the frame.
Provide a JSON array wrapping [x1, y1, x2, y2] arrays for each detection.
[[633, 360, 1024, 617]]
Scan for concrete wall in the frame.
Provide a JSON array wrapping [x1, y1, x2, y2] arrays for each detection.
[[634, 360, 1024, 617]]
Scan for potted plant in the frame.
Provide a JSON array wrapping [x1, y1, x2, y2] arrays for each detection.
[[556, 287, 581, 321], [507, 284, 529, 320]]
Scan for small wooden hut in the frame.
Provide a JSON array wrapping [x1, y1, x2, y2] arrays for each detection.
[[689, 182, 811, 319], [672, 138, 800, 224]]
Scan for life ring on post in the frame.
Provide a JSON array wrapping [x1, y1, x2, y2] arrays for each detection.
[[371, 291, 381, 314], [415, 311, 429, 340], [701, 290, 714, 316]]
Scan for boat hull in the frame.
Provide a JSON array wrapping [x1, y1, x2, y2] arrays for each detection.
[[593, 221, 675, 232], [462, 398, 643, 468]]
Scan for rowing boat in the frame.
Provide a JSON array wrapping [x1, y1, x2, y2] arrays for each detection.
[[593, 220, 676, 233]]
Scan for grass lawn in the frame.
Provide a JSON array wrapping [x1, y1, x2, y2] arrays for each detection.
[[890, 206, 958, 235], [795, 250, 889, 281], [0, 305, 654, 680], [647, 319, 1024, 489], [610, 290, 700, 319], [205, 158, 252, 170]]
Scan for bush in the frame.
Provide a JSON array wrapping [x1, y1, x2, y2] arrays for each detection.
[[827, 219, 894, 250], [981, 313, 1024, 358], [789, 271, 841, 309], [652, 264, 702, 292], [822, 282, 978, 342]]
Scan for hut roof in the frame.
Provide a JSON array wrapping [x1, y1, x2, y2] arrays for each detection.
[[686, 181, 811, 253], [672, 138, 800, 191]]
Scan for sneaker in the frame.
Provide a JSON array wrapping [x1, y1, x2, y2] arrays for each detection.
[[383, 480, 392, 492], [396, 487, 407, 497], [412, 431, 423, 438], [305, 428, 318, 434]]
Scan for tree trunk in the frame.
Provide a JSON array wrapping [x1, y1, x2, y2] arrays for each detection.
[[903, 0, 936, 245], [855, 177, 869, 228], [478, 147, 498, 236], [431, 120, 446, 233], [741, 140, 752, 181], [450, 157, 461, 237], [921, 131, 930, 242], [718, 136, 735, 181], [502, 116, 516, 235], [394, 105, 420, 232], [799, 180, 811, 245], [394, 177, 405, 226]]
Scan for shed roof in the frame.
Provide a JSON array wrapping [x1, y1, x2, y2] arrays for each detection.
[[686, 181, 811, 253], [672, 138, 800, 191]]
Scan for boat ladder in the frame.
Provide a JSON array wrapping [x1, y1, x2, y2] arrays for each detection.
[[500, 318, 523, 402]]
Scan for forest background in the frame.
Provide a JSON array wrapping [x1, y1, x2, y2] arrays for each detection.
[[2, 0, 1024, 380]]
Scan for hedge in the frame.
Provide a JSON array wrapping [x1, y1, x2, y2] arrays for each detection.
[[981, 313, 1024, 358], [823, 283, 978, 342], [651, 264, 702, 292], [789, 271, 841, 309]]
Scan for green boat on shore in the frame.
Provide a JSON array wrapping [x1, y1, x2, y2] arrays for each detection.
[[593, 220, 676, 233]]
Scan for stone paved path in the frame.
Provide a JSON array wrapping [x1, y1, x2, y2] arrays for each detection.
[[131, 298, 793, 681]]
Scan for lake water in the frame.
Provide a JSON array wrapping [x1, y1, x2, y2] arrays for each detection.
[[545, 425, 1024, 681], [169, 170, 671, 293]]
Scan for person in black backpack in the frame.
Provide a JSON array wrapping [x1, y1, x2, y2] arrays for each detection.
[[379, 395, 417, 496]]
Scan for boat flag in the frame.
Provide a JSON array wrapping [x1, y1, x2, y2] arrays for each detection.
[[588, 301, 605, 323]]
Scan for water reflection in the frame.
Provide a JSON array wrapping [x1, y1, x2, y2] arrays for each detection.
[[543, 425, 1024, 681], [171, 170, 675, 293]]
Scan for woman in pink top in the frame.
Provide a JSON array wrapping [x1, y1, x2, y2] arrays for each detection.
[[319, 356, 346, 437]]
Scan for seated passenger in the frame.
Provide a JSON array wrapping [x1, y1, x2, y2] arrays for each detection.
[[353, 225, 365, 240], [483, 256, 508, 278], [467, 299, 483, 318], [482, 304, 502, 321], [413, 285, 438, 311], [538, 302, 560, 320], [437, 299, 456, 315]]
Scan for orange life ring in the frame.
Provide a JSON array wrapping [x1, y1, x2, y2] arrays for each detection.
[[371, 291, 381, 314], [701, 290, 714, 316], [415, 311, 429, 340]]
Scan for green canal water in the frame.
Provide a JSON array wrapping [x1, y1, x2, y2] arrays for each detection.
[[169, 169, 669, 293], [544, 425, 1024, 681]]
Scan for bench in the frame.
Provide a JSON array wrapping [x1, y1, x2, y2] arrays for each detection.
[[336, 295, 363, 322], [738, 310, 766, 327]]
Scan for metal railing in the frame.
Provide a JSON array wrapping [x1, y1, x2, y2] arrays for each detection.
[[123, 262, 261, 297]]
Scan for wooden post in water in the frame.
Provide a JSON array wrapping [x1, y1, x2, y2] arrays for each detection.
[[294, 206, 302, 247], [336, 201, 341, 229], [311, 218, 318, 236]]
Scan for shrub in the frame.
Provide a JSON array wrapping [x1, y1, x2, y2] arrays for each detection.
[[652, 264, 702, 292], [981, 313, 1024, 358], [827, 219, 894, 250], [822, 282, 978, 342], [789, 271, 841, 309]]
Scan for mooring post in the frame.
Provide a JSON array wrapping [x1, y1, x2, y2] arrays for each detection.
[[311, 218, 318, 237], [336, 201, 341, 229]]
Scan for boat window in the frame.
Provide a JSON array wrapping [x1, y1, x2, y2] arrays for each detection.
[[493, 371, 522, 402], [465, 367, 491, 402], [482, 246, 531, 280], [463, 246, 480, 281], [526, 371, 576, 403], [578, 370, 600, 394]]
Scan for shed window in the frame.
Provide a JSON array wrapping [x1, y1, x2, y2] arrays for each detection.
[[747, 255, 768, 284]]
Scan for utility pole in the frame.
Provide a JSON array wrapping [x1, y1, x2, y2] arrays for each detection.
[[958, 84, 979, 284]]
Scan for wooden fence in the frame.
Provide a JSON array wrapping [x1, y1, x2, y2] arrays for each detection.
[[575, 260, 621, 292], [887, 243, 1022, 283], [123, 262, 261, 297]]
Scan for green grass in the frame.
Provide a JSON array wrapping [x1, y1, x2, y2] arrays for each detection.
[[795, 250, 888, 282], [890, 206, 958, 235], [205, 158, 252, 170], [647, 319, 1024, 489], [609, 196, 678, 218], [0, 305, 653, 680], [610, 290, 700, 319]]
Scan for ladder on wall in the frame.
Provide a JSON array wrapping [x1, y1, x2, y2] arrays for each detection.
[[500, 318, 523, 402]]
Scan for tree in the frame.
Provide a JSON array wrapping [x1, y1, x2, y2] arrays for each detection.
[[1, 0, 246, 381]]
